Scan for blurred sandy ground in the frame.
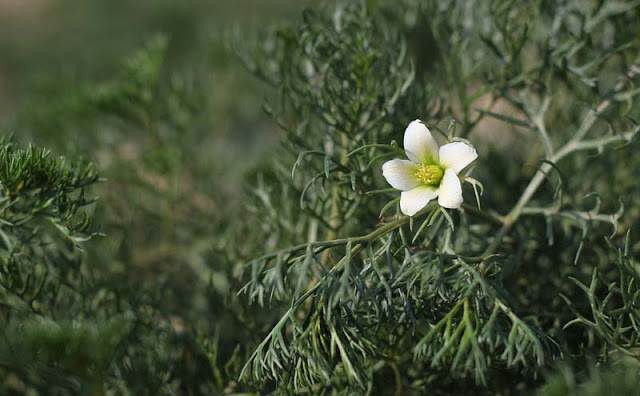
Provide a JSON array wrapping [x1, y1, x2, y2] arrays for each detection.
[[0, 0, 315, 125], [0, 0, 55, 118], [0, 0, 47, 13]]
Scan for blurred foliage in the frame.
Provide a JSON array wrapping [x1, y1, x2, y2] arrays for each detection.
[[0, 1, 301, 393], [538, 359, 640, 396], [0, 0, 639, 395]]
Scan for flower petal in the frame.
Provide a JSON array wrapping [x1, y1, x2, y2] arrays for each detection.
[[438, 142, 478, 174], [403, 119, 439, 164], [382, 159, 420, 191], [438, 168, 463, 209], [400, 186, 439, 216]]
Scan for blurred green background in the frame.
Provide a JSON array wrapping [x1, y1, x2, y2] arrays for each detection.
[[0, 0, 315, 249], [0, 0, 315, 147], [0, 2, 315, 392], [0, 0, 319, 277], [0, 0, 312, 117]]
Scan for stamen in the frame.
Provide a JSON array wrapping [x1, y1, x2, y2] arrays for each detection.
[[415, 164, 444, 185]]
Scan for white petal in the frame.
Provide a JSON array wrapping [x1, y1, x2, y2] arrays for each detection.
[[382, 159, 420, 191], [438, 142, 478, 174], [403, 119, 439, 164], [438, 168, 463, 209], [400, 186, 439, 216]]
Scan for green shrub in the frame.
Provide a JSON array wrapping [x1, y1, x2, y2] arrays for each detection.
[[1, 0, 640, 394]]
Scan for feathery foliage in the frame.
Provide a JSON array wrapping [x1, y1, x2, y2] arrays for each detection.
[[233, 0, 640, 393], [0, 0, 640, 394]]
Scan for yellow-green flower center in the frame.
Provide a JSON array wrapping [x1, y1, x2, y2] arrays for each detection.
[[415, 164, 443, 185]]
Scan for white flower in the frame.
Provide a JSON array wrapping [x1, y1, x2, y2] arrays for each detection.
[[382, 119, 478, 216]]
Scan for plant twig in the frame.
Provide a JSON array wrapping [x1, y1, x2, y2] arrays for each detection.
[[482, 70, 639, 259]]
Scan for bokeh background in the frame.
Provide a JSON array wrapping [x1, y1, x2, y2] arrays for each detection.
[[0, 0, 314, 278], [0, 1, 316, 393], [2, 1, 640, 394], [0, 0, 314, 150]]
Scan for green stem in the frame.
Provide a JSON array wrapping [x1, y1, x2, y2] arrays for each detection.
[[461, 203, 504, 226], [321, 132, 352, 267], [483, 128, 636, 256], [252, 203, 436, 265], [481, 64, 639, 256]]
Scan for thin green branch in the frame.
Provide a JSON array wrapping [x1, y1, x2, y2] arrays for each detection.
[[461, 203, 504, 226], [483, 125, 638, 256]]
